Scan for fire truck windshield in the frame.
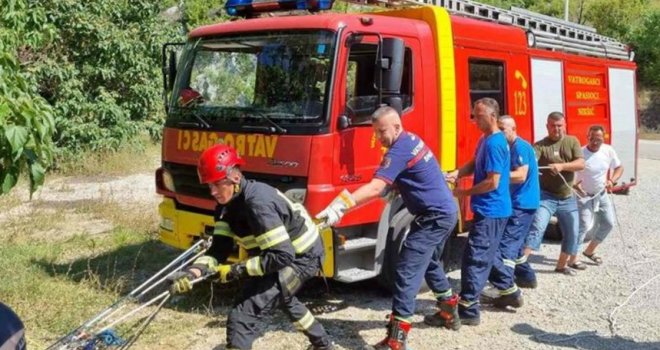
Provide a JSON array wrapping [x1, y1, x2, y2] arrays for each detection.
[[169, 30, 336, 133]]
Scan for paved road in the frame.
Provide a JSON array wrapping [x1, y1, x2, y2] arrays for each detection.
[[640, 139, 660, 160]]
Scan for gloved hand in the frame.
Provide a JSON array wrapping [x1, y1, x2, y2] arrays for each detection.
[[190, 255, 218, 276], [315, 189, 356, 227], [217, 264, 246, 284], [168, 270, 196, 294]]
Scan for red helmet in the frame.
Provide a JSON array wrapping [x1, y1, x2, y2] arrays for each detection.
[[179, 88, 203, 106], [197, 144, 246, 184]]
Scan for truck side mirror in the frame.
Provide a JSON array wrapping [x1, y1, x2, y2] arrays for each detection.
[[375, 38, 405, 94], [168, 51, 177, 90], [161, 42, 185, 112]]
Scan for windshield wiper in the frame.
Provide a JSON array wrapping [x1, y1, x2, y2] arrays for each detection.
[[175, 108, 211, 129], [249, 112, 288, 134], [191, 110, 211, 129]]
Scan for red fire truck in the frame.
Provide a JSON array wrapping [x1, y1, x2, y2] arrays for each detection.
[[156, 0, 638, 286]]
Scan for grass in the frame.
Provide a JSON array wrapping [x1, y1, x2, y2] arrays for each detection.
[[0, 162, 232, 349], [54, 135, 161, 177]]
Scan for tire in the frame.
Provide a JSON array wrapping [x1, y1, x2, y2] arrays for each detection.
[[543, 217, 563, 241], [377, 210, 414, 293], [378, 210, 445, 294]]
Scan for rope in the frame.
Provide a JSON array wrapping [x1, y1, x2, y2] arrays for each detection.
[[608, 272, 660, 336]]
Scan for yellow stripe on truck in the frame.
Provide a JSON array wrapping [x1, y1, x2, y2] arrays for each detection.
[[378, 6, 457, 171]]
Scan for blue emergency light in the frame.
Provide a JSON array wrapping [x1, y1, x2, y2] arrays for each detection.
[[225, 0, 334, 17]]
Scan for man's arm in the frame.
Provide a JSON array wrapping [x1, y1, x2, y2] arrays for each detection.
[[316, 178, 388, 226], [609, 165, 623, 188], [455, 172, 500, 196], [446, 159, 475, 184], [548, 157, 585, 174], [510, 165, 529, 184], [351, 178, 388, 205]]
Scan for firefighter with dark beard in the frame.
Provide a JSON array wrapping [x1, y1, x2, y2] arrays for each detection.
[[170, 144, 334, 350]]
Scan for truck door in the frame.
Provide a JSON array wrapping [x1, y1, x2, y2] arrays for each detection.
[[331, 34, 419, 226], [454, 48, 530, 220]]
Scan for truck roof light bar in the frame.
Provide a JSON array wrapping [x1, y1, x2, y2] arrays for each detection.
[[226, 0, 335, 17]]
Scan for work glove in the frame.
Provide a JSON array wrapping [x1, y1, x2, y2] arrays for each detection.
[[168, 255, 218, 294], [217, 264, 247, 284], [315, 189, 356, 227], [168, 270, 196, 294]]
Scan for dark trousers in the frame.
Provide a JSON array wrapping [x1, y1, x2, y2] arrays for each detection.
[[459, 214, 508, 319], [227, 255, 330, 349], [489, 208, 536, 294], [392, 211, 457, 318]]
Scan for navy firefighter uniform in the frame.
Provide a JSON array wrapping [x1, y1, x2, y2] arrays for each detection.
[[458, 132, 511, 322], [209, 178, 331, 350], [488, 136, 540, 302], [170, 144, 332, 350], [375, 132, 460, 333]]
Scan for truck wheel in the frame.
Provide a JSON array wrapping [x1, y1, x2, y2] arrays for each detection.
[[543, 217, 563, 241], [378, 210, 444, 294]]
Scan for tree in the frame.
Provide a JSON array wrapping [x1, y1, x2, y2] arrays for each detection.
[[0, 0, 56, 196], [631, 10, 660, 88]]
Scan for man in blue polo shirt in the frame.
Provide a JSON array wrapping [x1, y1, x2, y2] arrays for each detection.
[[445, 98, 510, 325], [317, 106, 459, 350], [486, 115, 539, 308]]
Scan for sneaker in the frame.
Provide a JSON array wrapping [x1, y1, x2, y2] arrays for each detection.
[[491, 293, 524, 309]]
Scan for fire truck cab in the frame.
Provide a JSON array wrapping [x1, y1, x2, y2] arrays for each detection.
[[156, 0, 638, 286]]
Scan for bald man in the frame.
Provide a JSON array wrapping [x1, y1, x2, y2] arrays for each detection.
[[485, 115, 539, 308], [317, 106, 460, 350]]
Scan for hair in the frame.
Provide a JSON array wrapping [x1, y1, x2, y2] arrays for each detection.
[[473, 97, 500, 117], [547, 111, 565, 122], [371, 105, 400, 122], [497, 114, 514, 122], [588, 124, 605, 134]]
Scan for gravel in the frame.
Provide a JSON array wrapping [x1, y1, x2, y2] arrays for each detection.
[[22, 158, 659, 349], [192, 158, 660, 350]]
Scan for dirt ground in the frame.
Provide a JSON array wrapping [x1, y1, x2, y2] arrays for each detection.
[[10, 158, 660, 350]]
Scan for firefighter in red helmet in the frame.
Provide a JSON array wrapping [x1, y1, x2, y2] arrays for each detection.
[[170, 144, 334, 350]]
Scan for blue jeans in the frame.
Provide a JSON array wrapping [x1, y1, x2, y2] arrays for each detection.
[[524, 191, 579, 255], [578, 192, 615, 244], [459, 214, 507, 319], [489, 208, 536, 294], [392, 212, 457, 318]]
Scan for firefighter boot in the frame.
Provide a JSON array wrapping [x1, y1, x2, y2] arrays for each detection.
[[423, 294, 461, 330], [363, 314, 411, 350]]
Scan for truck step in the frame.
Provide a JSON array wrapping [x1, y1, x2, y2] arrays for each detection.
[[338, 237, 377, 252], [335, 268, 379, 283]]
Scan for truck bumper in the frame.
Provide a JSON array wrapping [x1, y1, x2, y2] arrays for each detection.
[[159, 197, 214, 249]]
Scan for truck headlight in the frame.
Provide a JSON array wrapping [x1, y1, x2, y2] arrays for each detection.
[[162, 170, 176, 192], [160, 217, 174, 232]]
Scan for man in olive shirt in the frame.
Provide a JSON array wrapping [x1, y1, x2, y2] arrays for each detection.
[[515, 112, 585, 286]]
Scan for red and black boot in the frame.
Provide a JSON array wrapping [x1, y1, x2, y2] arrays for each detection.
[[423, 294, 461, 330], [364, 314, 411, 350]]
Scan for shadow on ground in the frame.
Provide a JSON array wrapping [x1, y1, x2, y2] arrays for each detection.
[[31, 240, 238, 311], [512, 323, 660, 350]]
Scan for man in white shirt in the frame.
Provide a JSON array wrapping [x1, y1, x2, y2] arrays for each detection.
[[569, 125, 623, 267]]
